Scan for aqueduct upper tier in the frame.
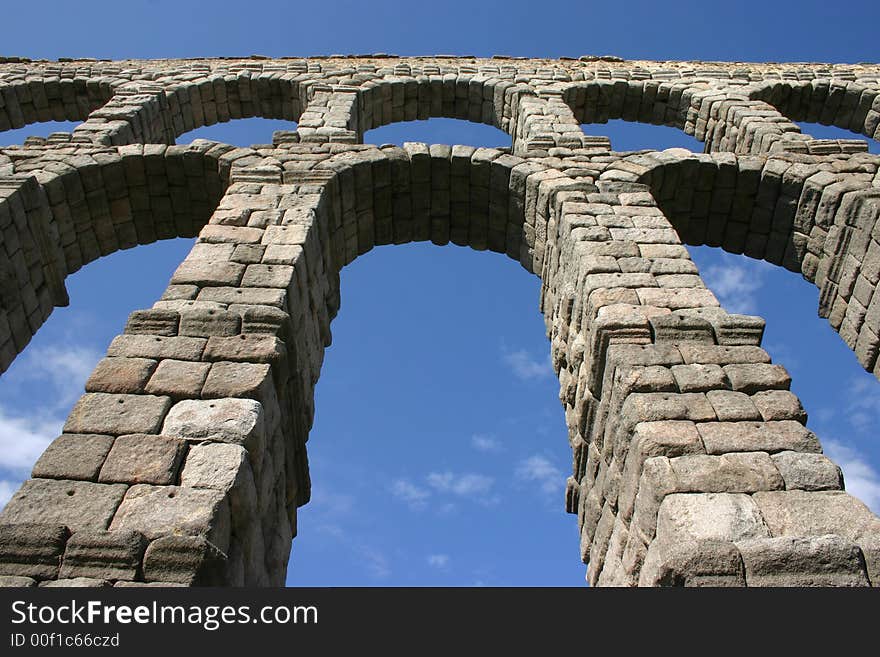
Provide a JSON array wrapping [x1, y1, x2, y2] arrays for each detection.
[[0, 55, 879, 587]]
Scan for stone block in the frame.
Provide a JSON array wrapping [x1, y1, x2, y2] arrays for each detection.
[[107, 335, 206, 361], [202, 361, 272, 399], [110, 485, 230, 551], [171, 259, 245, 287], [241, 264, 294, 288], [705, 390, 762, 421], [59, 529, 147, 581], [202, 335, 286, 364], [0, 575, 37, 587], [64, 393, 172, 435], [241, 306, 289, 336], [124, 309, 179, 336], [751, 390, 807, 422], [98, 434, 187, 485], [85, 357, 157, 394], [654, 492, 770, 543], [142, 535, 227, 585], [144, 359, 211, 399], [668, 452, 784, 493], [696, 420, 821, 455], [638, 538, 746, 587], [0, 523, 69, 579], [161, 398, 264, 452], [0, 480, 127, 532], [670, 363, 729, 393], [31, 434, 115, 481], [771, 451, 843, 491], [179, 309, 241, 337], [723, 363, 791, 393], [737, 535, 870, 587]]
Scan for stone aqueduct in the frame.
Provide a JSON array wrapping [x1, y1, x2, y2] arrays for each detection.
[[0, 55, 879, 587]]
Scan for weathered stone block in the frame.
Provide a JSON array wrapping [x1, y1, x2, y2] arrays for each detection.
[[85, 357, 157, 394], [737, 535, 870, 587], [107, 335, 206, 361], [110, 485, 230, 551], [705, 390, 762, 421], [654, 492, 770, 543], [59, 529, 147, 581], [124, 309, 179, 336], [668, 452, 784, 493], [40, 577, 111, 587], [202, 335, 286, 364], [201, 361, 272, 400], [723, 363, 791, 393], [144, 359, 211, 399], [64, 393, 172, 435], [771, 451, 843, 491], [0, 480, 127, 532], [751, 390, 807, 422], [696, 420, 821, 455], [0, 523, 69, 579], [179, 309, 241, 337], [142, 535, 228, 585], [161, 398, 264, 452], [670, 363, 729, 392], [98, 434, 187, 485], [638, 538, 746, 587], [32, 434, 115, 481]]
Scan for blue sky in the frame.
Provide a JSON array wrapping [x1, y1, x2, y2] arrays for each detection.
[[0, 1, 878, 587]]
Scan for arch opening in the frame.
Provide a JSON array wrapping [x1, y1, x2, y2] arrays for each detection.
[[363, 117, 511, 149], [288, 242, 579, 585], [175, 117, 299, 148], [580, 119, 702, 153]]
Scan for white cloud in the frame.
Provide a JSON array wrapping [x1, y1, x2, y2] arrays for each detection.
[[516, 454, 564, 496], [0, 479, 19, 508], [426, 472, 494, 496], [825, 439, 880, 514], [362, 547, 391, 579], [391, 478, 431, 510], [427, 554, 450, 569], [701, 254, 768, 315], [502, 348, 552, 381], [0, 410, 60, 472], [19, 345, 102, 409], [471, 433, 502, 452]]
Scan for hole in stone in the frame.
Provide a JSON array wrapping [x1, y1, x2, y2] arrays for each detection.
[[66, 490, 74, 496], [168, 492, 175, 498], [117, 399, 124, 404], [580, 119, 703, 153], [240, 335, 247, 340], [364, 118, 510, 149], [208, 310, 215, 315], [155, 337, 162, 342]]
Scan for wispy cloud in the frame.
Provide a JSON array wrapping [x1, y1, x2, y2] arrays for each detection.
[[0, 410, 61, 472], [502, 348, 552, 381], [516, 454, 564, 496], [426, 472, 494, 496], [391, 478, 431, 511], [825, 439, 880, 514], [471, 433, 503, 453], [18, 345, 102, 410], [392, 471, 497, 510], [363, 547, 391, 579], [427, 554, 450, 569], [700, 253, 768, 315]]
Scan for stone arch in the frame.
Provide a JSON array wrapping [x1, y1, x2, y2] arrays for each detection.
[[602, 148, 880, 374], [749, 80, 880, 143], [0, 77, 116, 135], [0, 141, 230, 372], [562, 79, 815, 155], [354, 75, 530, 141]]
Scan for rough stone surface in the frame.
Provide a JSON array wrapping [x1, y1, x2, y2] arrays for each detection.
[[98, 434, 187, 485], [0, 480, 127, 532], [58, 530, 147, 581], [31, 434, 115, 481], [64, 393, 172, 436]]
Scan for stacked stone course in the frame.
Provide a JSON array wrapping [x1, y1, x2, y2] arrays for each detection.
[[0, 55, 878, 586]]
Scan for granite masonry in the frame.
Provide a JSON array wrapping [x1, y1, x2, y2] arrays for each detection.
[[0, 55, 879, 587]]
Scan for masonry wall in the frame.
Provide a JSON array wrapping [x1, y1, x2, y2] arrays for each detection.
[[0, 56, 878, 587]]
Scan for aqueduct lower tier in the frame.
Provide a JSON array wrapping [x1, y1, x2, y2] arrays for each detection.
[[0, 55, 879, 586]]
